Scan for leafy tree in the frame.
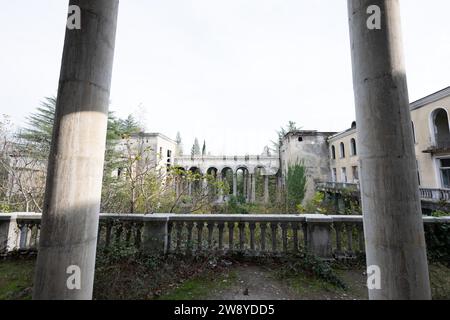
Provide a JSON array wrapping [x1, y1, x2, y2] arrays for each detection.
[[18, 97, 56, 158], [286, 162, 307, 213]]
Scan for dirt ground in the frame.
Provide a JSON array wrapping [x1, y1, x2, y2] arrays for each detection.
[[206, 264, 368, 300]]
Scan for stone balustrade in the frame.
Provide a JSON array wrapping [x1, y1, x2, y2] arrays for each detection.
[[1, 213, 449, 259], [318, 181, 450, 203]]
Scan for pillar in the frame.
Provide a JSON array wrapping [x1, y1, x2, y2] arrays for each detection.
[[348, 0, 430, 299], [217, 173, 223, 202], [264, 175, 269, 203], [251, 173, 256, 203], [232, 173, 237, 196], [246, 173, 252, 202], [33, 0, 119, 300]]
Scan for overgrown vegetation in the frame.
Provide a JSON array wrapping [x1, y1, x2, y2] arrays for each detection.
[[286, 162, 307, 213]]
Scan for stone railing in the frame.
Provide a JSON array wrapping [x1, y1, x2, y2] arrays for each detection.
[[317, 182, 360, 192], [419, 188, 450, 202], [318, 181, 450, 203], [1, 213, 449, 259]]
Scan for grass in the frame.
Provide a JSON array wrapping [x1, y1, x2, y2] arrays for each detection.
[[158, 270, 237, 300], [0, 257, 35, 300]]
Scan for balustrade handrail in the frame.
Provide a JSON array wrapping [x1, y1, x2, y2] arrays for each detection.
[[2, 212, 448, 259], [318, 181, 450, 202]]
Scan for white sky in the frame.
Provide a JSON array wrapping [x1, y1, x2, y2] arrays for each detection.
[[0, 0, 449, 155]]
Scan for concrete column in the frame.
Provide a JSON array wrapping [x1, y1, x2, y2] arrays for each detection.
[[243, 172, 248, 196], [202, 177, 208, 196], [217, 174, 223, 202], [246, 173, 252, 202], [142, 217, 169, 255], [33, 0, 119, 300], [276, 175, 282, 202], [264, 175, 269, 203], [251, 174, 256, 203], [232, 173, 237, 196], [348, 0, 430, 299]]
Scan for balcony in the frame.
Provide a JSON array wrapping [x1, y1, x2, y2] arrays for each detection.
[[423, 138, 450, 154]]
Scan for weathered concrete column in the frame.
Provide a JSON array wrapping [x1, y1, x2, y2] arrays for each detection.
[[348, 0, 430, 299], [251, 174, 256, 203], [217, 174, 223, 202], [264, 175, 269, 203], [276, 175, 282, 202], [246, 173, 252, 202], [33, 0, 119, 300], [232, 173, 237, 196]]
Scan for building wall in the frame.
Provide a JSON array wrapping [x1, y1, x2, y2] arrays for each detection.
[[411, 92, 450, 188], [280, 131, 334, 201], [326, 87, 450, 189], [328, 128, 359, 184]]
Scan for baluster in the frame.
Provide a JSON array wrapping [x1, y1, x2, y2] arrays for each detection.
[[125, 222, 132, 245], [270, 222, 278, 252], [281, 223, 288, 252], [228, 222, 235, 251], [260, 222, 267, 252], [207, 222, 215, 250], [218, 223, 225, 250], [238, 222, 246, 251], [36, 224, 41, 248], [335, 222, 343, 257], [97, 224, 104, 247], [292, 222, 299, 252], [186, 222, 194, 252], [176, 222, 183, 251], [249, 223, 256, 251], [167, 221, 173, 252], [357, 224, 365, 253], [197, 222, 204, 251], [302, 222, 308, 248], [134, 222, 142, 248], [105, 221, 112, 247], [346, 223, 354, 256], [115, 223, 123, 244]]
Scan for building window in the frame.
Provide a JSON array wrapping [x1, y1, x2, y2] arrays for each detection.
[[331, 146, 336, 160], [432, 108, 450, 148], [298, 137, 303, 142], [350, 138, 357, 156], [340, 143, 345, 158], [352, 166, 359, 182], [332, 168, 337, 182], [412, 122, 416, 144], [439, 158, 450, 189], [341, 168, 347, 183], [159, 147, 163, 159]]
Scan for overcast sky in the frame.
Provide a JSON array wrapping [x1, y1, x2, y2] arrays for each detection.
[[1, 0, 449, 155]]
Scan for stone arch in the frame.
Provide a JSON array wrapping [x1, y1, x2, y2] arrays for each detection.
[[221, 167, 234, 195], [236, 166, 250, 201]]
